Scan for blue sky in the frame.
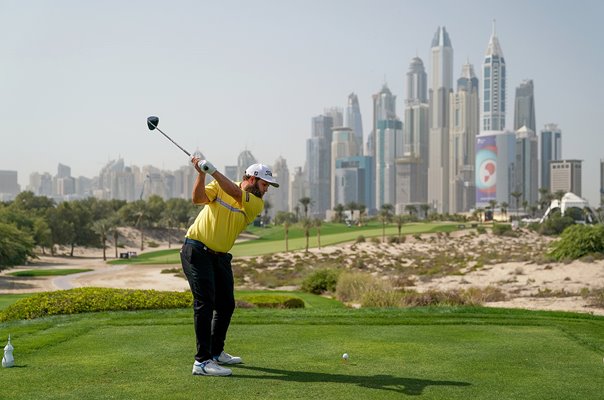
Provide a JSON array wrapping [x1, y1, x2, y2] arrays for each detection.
[[1, 0, 602, 204]]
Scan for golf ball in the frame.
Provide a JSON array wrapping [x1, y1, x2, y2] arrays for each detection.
[[342, 353, 349, 360]]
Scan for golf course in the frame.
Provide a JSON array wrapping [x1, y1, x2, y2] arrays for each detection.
[[1, 222, 603, 399]]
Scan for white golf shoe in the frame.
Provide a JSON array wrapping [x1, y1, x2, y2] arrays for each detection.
[[214, 351, 243, 365], [192, 359, 232, 376]]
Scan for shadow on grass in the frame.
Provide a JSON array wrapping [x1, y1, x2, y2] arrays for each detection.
[[234, 365, 471, 395], [0, 276, 39, 290]]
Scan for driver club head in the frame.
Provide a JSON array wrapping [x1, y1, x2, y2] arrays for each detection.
[[147, 116, 159, 131]]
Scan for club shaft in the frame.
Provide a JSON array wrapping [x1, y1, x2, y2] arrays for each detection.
[[155, 127, 191, 157]]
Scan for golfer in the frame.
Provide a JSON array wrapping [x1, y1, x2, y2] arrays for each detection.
[[181, 157, 279, 376]]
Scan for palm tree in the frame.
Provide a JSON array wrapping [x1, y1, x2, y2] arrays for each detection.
[[379, 204, 394, 243], [511, 191, 522, 218], [405, 204, 417, 217], [314, 218, 323, 249], [538, 187, 552, 210], [488, 200, 498, 218], [302, 218, 313, 252], [284, 220, 290, 252], [395, 215, 406, 242], [299, 197, 313, 219], [92, 219, 110, 261], [345, 201, 358, 223], [500, 202, 509, 221], [333, 204, 345, 223], [420, 204, 431, 219], [358, 204, 366, 226], [475, 207, 485, 223], [553, 190, 566, 202]]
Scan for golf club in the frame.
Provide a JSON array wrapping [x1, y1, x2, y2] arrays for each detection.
[[146, 116, 191, 157]]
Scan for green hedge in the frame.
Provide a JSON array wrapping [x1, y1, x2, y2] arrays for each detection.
[[0, 288, 193, 322], [236, 294, 305, 309], [0, 288, 306, 321]]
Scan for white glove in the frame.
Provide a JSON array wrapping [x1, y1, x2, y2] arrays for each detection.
[[197, 160, 216, 175]]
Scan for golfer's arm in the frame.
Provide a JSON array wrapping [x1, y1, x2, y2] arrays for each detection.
[[191, 173, 210, 204], [210, 171, 243, 204]]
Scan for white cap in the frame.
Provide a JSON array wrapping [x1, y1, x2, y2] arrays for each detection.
[[245, 163, 279, 187]]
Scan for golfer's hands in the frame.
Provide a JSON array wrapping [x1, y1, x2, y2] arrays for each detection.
[[197, 160, 216, 175]]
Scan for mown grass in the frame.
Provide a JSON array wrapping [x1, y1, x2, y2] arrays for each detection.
[[0, 304, 602, 400], [112, 221, 462, 265], [7, 269, 92, 277]]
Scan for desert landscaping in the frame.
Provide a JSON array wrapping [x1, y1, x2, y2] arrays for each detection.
[[1, 227, 603, 316]]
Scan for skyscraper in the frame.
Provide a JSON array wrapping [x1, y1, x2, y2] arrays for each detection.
[[306, 114, 334, 218], [428, 26, 453, 213], [265, 156, 289, 216], [515, 126, 538, 206], [345, 93, 364, 155], [482, 21, 506, 131], [331, 127, 359, 208], [449, 61, 479, 212], [540, 123, 562, 191], [369, 84, 397, 159], [550, 160, 582, 196], [375, 119, 403, 208], [399, 56, 429, 210], [514, 79, 536, 132]]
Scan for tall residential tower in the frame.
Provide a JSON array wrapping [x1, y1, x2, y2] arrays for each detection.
[[482, 21, 506, 131], [428, 26, 454, 213]]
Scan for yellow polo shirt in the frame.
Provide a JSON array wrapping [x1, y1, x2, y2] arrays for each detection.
[[185, 180, 264, 253]]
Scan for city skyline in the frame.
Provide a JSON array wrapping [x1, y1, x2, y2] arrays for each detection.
[[1, 1, 603, 205]]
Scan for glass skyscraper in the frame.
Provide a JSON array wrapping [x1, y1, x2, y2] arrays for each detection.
[[428, 26, 453, 213], [345, 93, 364, 155], [482, 22, 506, 131], [514, 79, 536, 132], [540, 123, 562, 191]]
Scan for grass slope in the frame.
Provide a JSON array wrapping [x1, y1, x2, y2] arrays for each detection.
[[112, 221, 462, 265], [7, 269, 92, 277], [1, 303, 602, 400]]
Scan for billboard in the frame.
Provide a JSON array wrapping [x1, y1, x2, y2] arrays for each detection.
[[476, 135, 497, 203]]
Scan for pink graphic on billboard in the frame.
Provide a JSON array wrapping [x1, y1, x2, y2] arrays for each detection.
[[476, 135, 497, 203]]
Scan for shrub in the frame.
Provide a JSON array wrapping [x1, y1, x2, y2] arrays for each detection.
[[335, 272, 388, 303], [548, 224, 604, 261], [492, 223, 514, 236], [361, 289, 401, 308], [0, 288, 193, 322], [235, 294, 305, 309], [355, 235, 366, 243], [300, 268, 340, 294], [476, 226, 487, 234], [539, 213, 575, 236]]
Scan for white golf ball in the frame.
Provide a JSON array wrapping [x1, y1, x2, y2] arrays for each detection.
[[342, 353, 349, 360]]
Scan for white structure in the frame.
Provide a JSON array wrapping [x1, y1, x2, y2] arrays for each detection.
[[540, 192, 598, 224]]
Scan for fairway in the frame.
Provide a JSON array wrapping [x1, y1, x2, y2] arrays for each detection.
[[1, 306, 603, 399]]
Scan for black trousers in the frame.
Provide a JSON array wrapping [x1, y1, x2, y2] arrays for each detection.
[[180, 242, 235, 362]]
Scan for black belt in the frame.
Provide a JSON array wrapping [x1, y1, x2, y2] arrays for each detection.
[[184, 238, 226, 256]]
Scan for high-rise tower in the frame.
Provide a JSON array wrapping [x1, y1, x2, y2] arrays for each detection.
[[540, 123, 562, 191], [515, 126, 538, 206], [449, 61, 479, 212], [398, 57, 429, 211], [482, 21, 506, 131], [428, 26, 453, 213], [306, 114, 334, 218], [345, 93, 364, 155], [514, 79, 536, 132]]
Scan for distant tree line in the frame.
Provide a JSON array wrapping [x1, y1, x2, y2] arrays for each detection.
[[0, 191, 199, 269]]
